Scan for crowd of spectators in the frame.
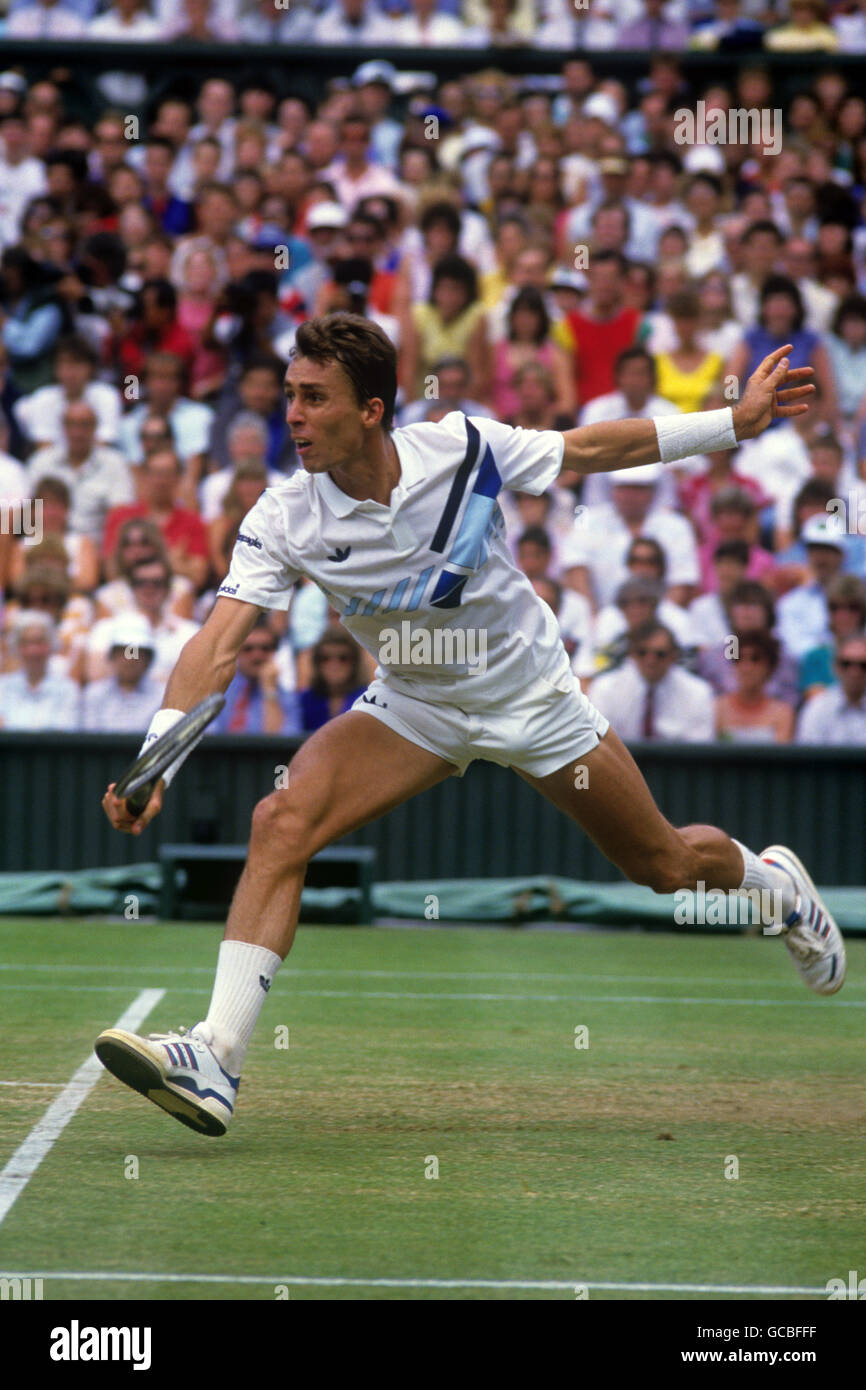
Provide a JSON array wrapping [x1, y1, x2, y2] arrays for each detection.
[[3, 8, 866, 745]]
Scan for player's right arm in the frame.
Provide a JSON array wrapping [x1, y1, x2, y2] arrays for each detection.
[[102, 597, 263, 834]]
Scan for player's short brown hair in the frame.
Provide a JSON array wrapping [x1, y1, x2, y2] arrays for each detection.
[[292, 313, 397, 432]]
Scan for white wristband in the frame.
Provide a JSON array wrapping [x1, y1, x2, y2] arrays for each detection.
[[654, 407, 738, 463], [137, 708, 189, 790]]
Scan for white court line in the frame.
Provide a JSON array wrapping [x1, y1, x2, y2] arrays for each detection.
[[0, 1081, 64, 1088], [0, 1270, 828, 1296], [0, 961, 863, 992], [0, 981, 863, 1008], [0, 988, 164, 1228]]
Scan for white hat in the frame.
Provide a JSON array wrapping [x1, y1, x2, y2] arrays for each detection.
[[352, 60, 396, 90], [306, 202, 348, 232], [682, 146, 726, 175], [608, 463, 663, 488], [582, 92, 619, 126], [801, 514, 847, 551], [107, 614, 156, 653]]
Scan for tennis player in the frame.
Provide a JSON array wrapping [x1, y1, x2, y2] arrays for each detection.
[[96, 314, 844, 1137]]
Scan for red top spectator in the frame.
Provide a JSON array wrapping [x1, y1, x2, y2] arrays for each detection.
[[565, 251, 639, 408], [103, 447, 210, 592], [115, 278, 197, 382]]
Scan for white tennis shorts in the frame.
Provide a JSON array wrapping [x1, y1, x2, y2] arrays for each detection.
[[351, 656, 610, 779]]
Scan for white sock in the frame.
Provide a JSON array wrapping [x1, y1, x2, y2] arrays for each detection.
[[199, 940, 282, 1075], [732, 840, 798, 927]]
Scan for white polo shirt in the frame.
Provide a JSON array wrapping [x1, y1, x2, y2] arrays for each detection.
[[217, 412, 569, 710]]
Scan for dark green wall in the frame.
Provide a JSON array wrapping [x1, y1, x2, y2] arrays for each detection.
[[1, 734, 864, 884]]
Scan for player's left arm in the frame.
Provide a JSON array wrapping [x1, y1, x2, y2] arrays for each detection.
[[560, 344, 815, 476]]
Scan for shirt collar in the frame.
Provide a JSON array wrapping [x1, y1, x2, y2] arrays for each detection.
[[314, 433, 424, 518]]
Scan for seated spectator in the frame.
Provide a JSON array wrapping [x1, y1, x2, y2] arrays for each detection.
[[7, 0, 85, 39], [505, 361, 576, 435], [315, 0, 396, 46], [654, 289, 724, 415], [0, 610, 80, 729], [589, 620, 715, 742], [796, 634, 866, 743], [696, 269, 743, 362], [118, 351, 213, 507], [8, 477, 100, 594], [299, 626, 369, 732], [405, 254, 490, 404], [697, 579, 799, 706], [715, 630, 795, 743], [208, 617, 301, 735], [698, 488, 776, 593], [490, 287, 574, 421], [207, 459, 269, 582], [176, 247, 229, 401], [88, 0, 164, 41], [79, 614, 164, 732], [396, 355, 493, 426], [94, 516, 194, 621], [84, 553, 199, 686], [391, 0, 467, 46], [24, 402, 133, 545], [765, 0, 839, 52], [102, 448, 210, 593], [13, 335, 121, 450], [580, 346, 693, 511], [208, 354, 296, 474], [2, 555, 93, 680], [727, 275, 836, 428], [617, 0, 690, 51], [561, 463, 700, 612], [167, 0, 237, 41], [530, 574, 591, 663], [579, 575, 692, 682], [799, 574, 866, 698], [777, 514, 847, 659], [562, 250, 640, 410], [200, 414, 284, 525], [689, 540, 752, 647], [834, 0, 866, 51], [826, 294, 866, 427], [1, 248, 69, 394], [114, 277, 197, 383]]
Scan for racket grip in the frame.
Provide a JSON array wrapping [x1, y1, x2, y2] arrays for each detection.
[[125, 780, 156, 818]]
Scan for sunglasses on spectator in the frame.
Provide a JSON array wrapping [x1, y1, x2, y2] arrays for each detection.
[[837, 658, 866, 671]]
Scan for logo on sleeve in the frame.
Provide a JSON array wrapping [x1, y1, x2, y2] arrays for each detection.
[[218, 582, 239, 596], [236, 532, 263, 550], [327, 546, 352, 562]]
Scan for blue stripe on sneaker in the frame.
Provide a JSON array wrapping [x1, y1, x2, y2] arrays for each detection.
[[183, 1043, 198, 1070], [169, 1074, 234, 1112]]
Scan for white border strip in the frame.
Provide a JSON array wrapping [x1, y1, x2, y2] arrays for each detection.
[[0, 1270, 828, 1295], [0, 989, 164, 1227]]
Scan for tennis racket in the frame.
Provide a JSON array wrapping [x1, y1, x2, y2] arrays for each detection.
[[113, 692, 225, 817]]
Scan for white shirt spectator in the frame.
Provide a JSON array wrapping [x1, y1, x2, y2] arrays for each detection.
[[24, 444, 134, 542], [0, 451, 28, 502], [0, 668, 80, 730], [588, 597, 696, 665], [390, 9, 466, 43], [796, 684, 866, 744], [0, 148, 47, 250], [95, 573, 194, 619], [88, 8, 164, 39], [777, 582, 831, 661], [319, 158, 405, 213], [733, 425, 813, 514], [7, 2, 86, 36], [80, 673, 163, 732], [86, 611, 199, 689], [589, 659, 716, 742], [833, 9, 866, 52], [198, 466, 286, 524], [688, 591, 731, 647], [562, 503, 700, 608], [578, 393, 704, 510], [118, 399, 213, 467], [314, 1, 396, 45], [14, 382, 122, 449], [534, 2, 617, 49]]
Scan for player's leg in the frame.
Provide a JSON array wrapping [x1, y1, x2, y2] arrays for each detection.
[[517, 724, 845, 994], [95, 712, 456, 1133]]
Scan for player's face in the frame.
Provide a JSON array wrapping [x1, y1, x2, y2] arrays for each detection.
[[284, 356, 380, 473]]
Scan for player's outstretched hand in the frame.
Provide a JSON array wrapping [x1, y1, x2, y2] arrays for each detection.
[[733, 343, 815, 441], [102, 779, 165, 835]]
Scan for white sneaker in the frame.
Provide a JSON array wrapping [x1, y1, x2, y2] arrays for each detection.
[[761, 845, 846, 996], [94, 1020, 238, 1136]]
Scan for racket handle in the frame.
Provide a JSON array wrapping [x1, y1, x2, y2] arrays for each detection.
[[125, 780, 156, 818]]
